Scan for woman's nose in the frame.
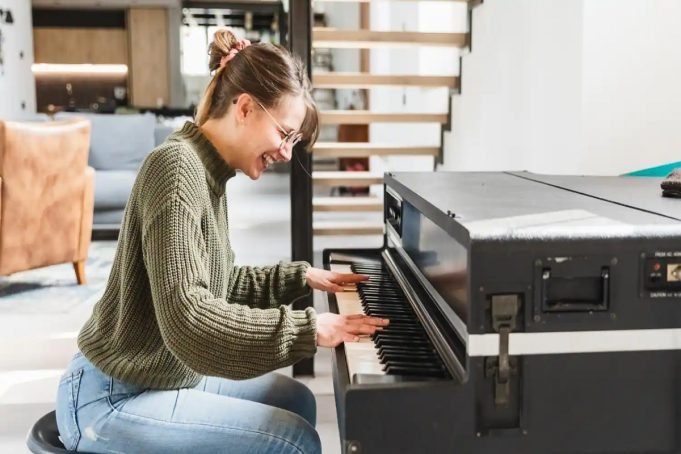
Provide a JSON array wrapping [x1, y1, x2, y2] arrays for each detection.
[[279, 142, 293, 162]]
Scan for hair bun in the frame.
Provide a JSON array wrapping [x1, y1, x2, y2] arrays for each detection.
[[207, 28, 240, 72]]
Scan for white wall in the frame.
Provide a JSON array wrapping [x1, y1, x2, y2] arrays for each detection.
[[443, 0, 583, 173], [369, 0, 466, 182], [581, 0, 681, 175], [444, 0, 681, 176], [0, 0, 36, 120]]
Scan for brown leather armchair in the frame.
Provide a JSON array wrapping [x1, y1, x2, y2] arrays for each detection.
[[0, 118, 94, 285]]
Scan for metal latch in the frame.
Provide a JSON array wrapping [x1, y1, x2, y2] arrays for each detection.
[[489, 294, 520, 406]]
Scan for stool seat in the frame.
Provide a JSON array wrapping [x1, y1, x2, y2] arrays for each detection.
[[26, 411, 93, 454]]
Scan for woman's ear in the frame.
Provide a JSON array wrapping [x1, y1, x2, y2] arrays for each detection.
[[234, 93, 254, 124]]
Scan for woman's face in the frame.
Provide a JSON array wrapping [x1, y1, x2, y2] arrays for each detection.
[[237, 93, 306, 180]]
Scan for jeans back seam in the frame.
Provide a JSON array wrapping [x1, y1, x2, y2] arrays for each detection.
[[67, 369, 83, 451]]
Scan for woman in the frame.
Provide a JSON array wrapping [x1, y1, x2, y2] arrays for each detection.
[[55, 29, 388, 454]]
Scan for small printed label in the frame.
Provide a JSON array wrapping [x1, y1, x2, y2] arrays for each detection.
[[649, 291, 681, 298], [653, 251, 681, 258]]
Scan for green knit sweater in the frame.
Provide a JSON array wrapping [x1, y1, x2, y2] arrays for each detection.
[[78, 122, 317, 389]]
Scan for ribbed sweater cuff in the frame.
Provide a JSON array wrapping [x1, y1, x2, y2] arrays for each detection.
[[281, 261, 311, 303], [290, 307, 318, 357]]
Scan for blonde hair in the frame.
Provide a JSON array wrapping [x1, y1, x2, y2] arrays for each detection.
[[195, 28, 319, 151]]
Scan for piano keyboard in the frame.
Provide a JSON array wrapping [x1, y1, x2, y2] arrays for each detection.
[[331, 260, 449, 383]]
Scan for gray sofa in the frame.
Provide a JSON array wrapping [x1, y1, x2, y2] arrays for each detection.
[[56, 112, 175, 235]]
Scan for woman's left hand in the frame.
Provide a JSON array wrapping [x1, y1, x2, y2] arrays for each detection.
[[305, 267, 369, 293]]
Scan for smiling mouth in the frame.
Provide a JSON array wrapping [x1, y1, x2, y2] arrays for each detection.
[[262, 153, 275, 169]]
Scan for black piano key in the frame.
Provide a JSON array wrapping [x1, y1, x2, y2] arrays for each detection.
[[354, 267, 388, 272], [375, 336, 429, 346], [374, 335, 430, 345], [351, 263, 384, 268], [362, 299, 409, 306], [380, 353, 439, 363], [362, 309, 411, 317], [363, 300, 409, 306], [380, 355, 440, 366], [362, 306, 412, 315], [357, 274, 392, 280], [374, 335, 429, 345], [380, 317, 419, 325], [360, 290, 403, 298], [361, 295, 405, 303], [363, 307, 411, 315], [360, 289, 403, 296], [359, 279, 399, 285], [384, 365, 446, 378], [375, 331, 427, 340], [384, 359, 444, 369], [376, 339, 431, 348], [362, 304, 411, 312], [378, 345, 435, 354], [363, 308, 413, 317], [382, 361, 443, 372], [363, 304, 406, 310], [359, 282, 401, 289], [359, 276, 396, 281], [373, 331, 427, 340], [382, 327, 425, 335], [362, 297, 408, 305]]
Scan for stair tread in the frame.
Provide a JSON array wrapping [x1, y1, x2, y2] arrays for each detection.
[[313, 28, 467, 48], [315, 0, 467, 2], [312, 171, 383, 187], [315, 220, 384, 226], [313, 196, 382, 204], [320, 110, 448, 124], [313, 197, 383, 211], [314, 142, 439, 157], [313, 171, 383, 179], [315, 142, 435, 148], [314, 72, 458, 88], [314, 221, 384, 236]]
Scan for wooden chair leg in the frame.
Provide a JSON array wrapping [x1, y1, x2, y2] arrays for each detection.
[[73, 260, 87, 285]]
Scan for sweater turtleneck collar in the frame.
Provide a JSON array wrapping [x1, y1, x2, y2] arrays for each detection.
[[174, 121, 236, 195]]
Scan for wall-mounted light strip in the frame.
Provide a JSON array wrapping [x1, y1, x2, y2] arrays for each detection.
[[31, 64, 128, 75]]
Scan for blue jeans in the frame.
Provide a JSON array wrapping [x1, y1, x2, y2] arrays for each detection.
[[55, 352, 321, 453]]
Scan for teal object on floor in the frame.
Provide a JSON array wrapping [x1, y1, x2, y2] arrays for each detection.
[[625, 161, 681, 177]]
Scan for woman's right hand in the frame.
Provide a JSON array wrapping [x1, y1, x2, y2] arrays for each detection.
[[316, 313, 389, 348]]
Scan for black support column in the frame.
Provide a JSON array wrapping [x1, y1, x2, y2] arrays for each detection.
[[288, 0, 314, 377]]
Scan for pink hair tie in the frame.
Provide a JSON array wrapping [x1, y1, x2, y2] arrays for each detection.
[[219, 39, 251, 69]]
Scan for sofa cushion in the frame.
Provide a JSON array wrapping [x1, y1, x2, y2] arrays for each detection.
[[56, 112, 156, 171], [93, 209, 126, 227], [94, 170, 137, 210], [154, 124, 175, 147]]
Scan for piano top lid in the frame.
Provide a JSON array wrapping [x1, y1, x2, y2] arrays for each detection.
[[388, 171, 681, 241]]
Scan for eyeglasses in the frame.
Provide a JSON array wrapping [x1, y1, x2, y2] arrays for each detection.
[[253, 99, 303, 151]]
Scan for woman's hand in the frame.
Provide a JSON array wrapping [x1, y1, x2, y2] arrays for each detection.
[[316, 313, 390, 347], [305, 267, 369, 293]]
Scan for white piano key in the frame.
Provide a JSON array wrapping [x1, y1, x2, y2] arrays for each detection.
[[331, 263, 385, 379]]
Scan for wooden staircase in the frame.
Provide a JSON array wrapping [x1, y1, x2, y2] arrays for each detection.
[[311, 0, 472, 236]]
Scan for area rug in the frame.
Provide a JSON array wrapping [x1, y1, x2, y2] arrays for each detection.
[[0, 241, 117, 314]]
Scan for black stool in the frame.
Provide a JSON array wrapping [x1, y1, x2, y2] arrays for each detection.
[[26, 411, 86, 454]]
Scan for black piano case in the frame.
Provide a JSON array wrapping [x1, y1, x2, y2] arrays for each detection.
[[325, 171, 681, 454]]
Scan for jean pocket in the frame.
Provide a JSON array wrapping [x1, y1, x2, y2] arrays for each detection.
[[55, 369, 83, 451], [107, 375, 147, 412]]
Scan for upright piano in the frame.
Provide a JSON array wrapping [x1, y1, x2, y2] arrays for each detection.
[[324, 171, 681, 454]]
